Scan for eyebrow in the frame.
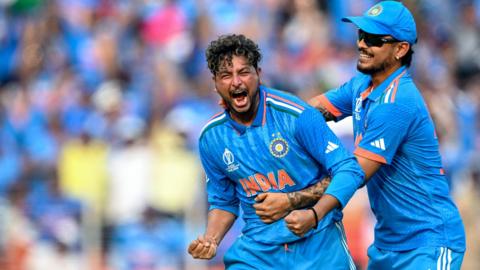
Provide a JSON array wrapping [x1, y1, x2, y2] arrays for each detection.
[[218, 65, 251, 73]]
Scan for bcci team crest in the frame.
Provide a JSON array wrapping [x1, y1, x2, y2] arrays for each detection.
[[367, 4, 383, 16], [270, 137, 289, 158]]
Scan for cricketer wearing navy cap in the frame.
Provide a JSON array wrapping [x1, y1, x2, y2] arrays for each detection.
[[254, 1, 466, 269]]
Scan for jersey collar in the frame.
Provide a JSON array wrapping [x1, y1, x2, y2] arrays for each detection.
[[366, 66, 408, 101], [226, 86, 267, 134]]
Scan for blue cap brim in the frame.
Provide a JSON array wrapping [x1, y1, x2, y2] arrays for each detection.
[[342, 16, 392, 36]]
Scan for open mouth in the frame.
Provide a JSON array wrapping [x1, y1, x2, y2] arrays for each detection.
[[231, 89, 249, 108]]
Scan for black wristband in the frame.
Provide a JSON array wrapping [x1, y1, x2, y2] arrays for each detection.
[[308, 207, 318, 229]]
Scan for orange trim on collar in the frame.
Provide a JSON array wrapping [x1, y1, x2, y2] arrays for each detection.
[[360, 86, 374, 100], [389, 69, 407, 103]]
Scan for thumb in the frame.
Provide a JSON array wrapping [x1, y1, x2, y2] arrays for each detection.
[[255, 193, 267, 202], [284, 213, 293, 224], [285, 211, 299, 224]]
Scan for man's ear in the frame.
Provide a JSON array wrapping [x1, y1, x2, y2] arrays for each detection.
[[396, 42, 410, 59], [257, 67, 262, 84]]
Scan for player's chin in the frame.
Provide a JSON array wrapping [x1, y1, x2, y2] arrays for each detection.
[[357, 63, 375, 75], [231, 104, 251, 114]]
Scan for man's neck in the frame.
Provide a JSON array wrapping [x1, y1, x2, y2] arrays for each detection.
[[230, 111, 256, 126], [371, 63, 403, 88]]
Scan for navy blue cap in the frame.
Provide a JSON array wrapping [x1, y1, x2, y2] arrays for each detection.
[[342, 1, 417, 44]]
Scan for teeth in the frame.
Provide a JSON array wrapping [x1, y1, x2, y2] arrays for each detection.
[[231, 90, 247, 98], [360, 53, 372, 58]]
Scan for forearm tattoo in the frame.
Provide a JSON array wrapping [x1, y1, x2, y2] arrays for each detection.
[[317, 106, 336, 122], [287, 176, 332, 209]]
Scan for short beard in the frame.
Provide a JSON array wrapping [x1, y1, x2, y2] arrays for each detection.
[[357, 47, 397, 75], [222, 90, 260, 123], [357, 61, 390, 75]]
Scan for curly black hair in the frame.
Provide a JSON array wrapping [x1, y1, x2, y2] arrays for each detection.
[[205, 34, 262, 76]]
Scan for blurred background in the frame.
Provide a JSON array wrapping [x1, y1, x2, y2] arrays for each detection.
[[0, 0, 478, 269]]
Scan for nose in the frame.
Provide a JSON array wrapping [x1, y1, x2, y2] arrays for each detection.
[[357, 38, 368, 50], [232, 74, 242, 88]]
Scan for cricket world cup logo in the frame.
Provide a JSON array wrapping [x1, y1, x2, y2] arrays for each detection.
[[223, 148, 239, 172], [223, 148, 234, 165]]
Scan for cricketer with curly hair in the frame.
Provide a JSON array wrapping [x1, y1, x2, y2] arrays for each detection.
[[187, 34, 364, 269]]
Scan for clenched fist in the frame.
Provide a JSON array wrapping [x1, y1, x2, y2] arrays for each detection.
[[188, 235, 218, 260], [284, 209, 317, 237]]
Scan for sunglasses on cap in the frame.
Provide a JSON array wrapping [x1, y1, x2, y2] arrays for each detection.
[[358, 29, 398, 47]]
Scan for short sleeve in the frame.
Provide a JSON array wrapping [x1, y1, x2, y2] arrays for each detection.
[[295, 109, 364, 207], [199, 138, 239, 216], [294, 109, 352, 171], [319, 79, 357, 121], [354, 103, 414, 164]]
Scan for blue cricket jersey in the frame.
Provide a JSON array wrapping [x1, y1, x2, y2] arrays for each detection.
[[319, 66, 466, 251], [199, 86, 364, 245]]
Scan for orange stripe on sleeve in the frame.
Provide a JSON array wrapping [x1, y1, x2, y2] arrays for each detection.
[[316, 95, 342, 117], [354, 147, 387, 164]]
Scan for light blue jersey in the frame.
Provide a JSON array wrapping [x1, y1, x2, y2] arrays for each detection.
[[319, 66, 466, 252], [199, 86, 364, 245]]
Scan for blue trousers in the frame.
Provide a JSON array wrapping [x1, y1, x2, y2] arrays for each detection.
[[224, 221, 356, 270], [367, 245, 464, 270]]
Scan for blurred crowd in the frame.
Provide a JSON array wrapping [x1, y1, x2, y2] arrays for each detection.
[[0, 0, 478, 269]]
